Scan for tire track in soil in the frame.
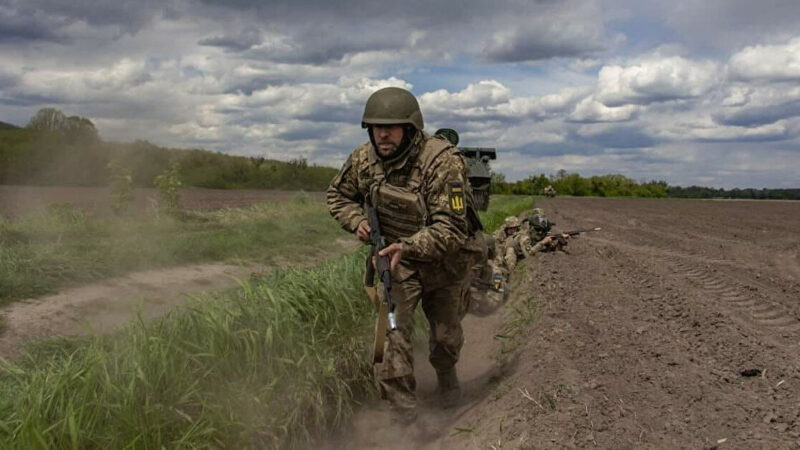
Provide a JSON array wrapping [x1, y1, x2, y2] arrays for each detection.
[[666, 256, 800, 335], [591, 236, 800, 340]]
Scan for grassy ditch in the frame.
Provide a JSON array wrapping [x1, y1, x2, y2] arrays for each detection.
[[0, 253, 373, 449], [0, 194, 532, 449], [0, 193, 343, 304]]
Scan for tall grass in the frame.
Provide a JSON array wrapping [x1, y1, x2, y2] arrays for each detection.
[[0, 194, 533, 448], [0, 252, 373, 449], [479, 195, 533, 230]]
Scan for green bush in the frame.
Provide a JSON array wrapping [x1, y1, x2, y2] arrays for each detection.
[[153, 162, 182, 214]]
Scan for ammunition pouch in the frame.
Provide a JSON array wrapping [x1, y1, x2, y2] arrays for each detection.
[[371, 183, 426, 244]]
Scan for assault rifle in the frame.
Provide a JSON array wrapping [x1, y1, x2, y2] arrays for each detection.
[[544, 227, 602, 252], [363, 202, 397, 364]]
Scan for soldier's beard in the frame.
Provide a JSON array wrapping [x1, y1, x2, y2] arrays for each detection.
[[369, 126, 416, 162], [376, 142, 399, 157]]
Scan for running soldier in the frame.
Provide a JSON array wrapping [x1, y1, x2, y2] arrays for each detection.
[[327, 87, 484, 420]]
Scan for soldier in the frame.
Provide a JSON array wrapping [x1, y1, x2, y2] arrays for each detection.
[[492, 213, 562, 283], [524, 208, 567, 254], [493, 216, 525, 276], [327, 87, 484, 420], [468, 233, 507, 315]]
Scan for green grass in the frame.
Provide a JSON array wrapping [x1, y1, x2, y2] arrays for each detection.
[[0, 252, 373, 449], [0, 194, 344, 305], [0, 194, 533, 448], [478, 195, 533, 231]]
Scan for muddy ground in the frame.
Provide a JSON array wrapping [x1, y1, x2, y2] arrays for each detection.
[[0, 185, 325, 218], [331, 198, 800, 450]]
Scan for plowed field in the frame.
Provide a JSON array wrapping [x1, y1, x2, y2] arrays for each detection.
[[335, 197, 800, 449]]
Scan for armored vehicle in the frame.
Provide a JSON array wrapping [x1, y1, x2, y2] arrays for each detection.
[[434, 128, 496, 211]]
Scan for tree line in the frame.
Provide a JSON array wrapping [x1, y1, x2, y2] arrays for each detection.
[[491, 170, 669, 198], [491, 169, 799, 200], [0, 108, 337, 190]]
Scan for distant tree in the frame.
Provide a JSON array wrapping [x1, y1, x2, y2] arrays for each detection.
[[250, 156, 266, 168], [288, 157, 308, 169], [490, 171, 506, 184], [27, 108, 68, 131], [27, 107, 98, 140]]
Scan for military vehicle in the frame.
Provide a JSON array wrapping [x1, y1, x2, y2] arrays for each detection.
[[435, 128, 496, 211]]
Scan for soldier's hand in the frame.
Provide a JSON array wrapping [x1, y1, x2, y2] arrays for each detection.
[[561, 233, 570, 240], [356, 219, 371, 243], [541, 236, 553, 245], [378, 242, 404, 271]]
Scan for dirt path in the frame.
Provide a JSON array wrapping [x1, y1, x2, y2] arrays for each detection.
[[327, 198, 800, 449], [0, 262, 249, 358], [324, 309, 508, 449], [0, 237, 358, 359]]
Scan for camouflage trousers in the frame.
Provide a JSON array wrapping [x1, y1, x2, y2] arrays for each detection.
[[374, 267, 472, 410], [469, 260, 508, 315]]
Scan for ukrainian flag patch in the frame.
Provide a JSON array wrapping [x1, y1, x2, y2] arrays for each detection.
[[448, 183, 466, 215]]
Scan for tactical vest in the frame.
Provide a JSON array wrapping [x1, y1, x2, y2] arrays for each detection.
[[366, 136, 481, 244]]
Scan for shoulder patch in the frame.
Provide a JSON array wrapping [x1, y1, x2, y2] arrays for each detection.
[[448, 182, 466, 215]]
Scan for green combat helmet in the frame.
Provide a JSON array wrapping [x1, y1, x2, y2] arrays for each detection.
[[435, 128, 459, 146], [362, 87, 424, 130], [503, 216, 521, 234], [530, 215, 552, 241]]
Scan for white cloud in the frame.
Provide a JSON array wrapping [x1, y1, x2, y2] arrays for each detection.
[[596, 56, 719, 106], [714, 84, 800, 126], [421, 80, 511, 110], [728, 38, 800, 82], [569, 96, 639, 122]]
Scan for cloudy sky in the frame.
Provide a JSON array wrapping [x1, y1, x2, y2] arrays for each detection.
[[2, 0, 799, 188]]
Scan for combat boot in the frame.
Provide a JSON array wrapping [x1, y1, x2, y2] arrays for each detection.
[[435, 368, 461, 409]]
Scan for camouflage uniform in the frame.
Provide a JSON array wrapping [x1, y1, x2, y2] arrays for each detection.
[[327, 123, 482, 411], [492, 216, 527, 276], [525, 209, 557, 254], [468, 233, 507, 315]]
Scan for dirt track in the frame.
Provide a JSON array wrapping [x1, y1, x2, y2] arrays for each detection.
[[333, 198, 800, 449]]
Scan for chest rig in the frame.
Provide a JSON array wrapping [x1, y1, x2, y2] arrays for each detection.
[[364, 143, 431, 244]]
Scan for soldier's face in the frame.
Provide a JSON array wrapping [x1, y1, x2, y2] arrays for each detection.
[[372, 124, 404, 157]]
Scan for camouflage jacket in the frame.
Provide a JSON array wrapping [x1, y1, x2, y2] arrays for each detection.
[[493, 228, 526, 259], [327, 133, 474, 263]]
